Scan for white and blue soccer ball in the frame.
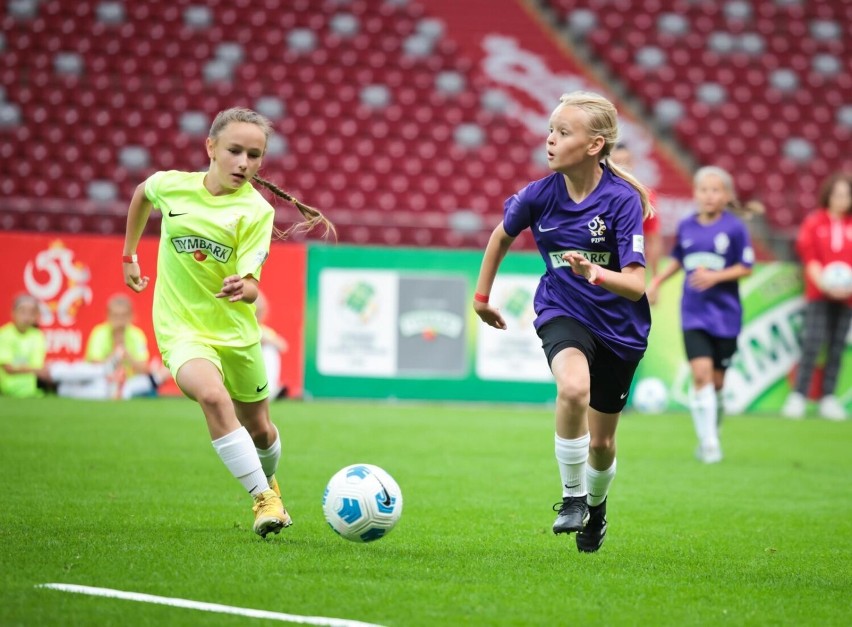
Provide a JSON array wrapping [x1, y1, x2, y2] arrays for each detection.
[[632, 377, 669, 414], [820, 261, 852, 292], [322, 464, 403, 543]]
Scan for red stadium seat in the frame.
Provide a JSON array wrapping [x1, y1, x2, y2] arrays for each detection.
[[540, 0, 850, 231], [3, 0, 845, 248]]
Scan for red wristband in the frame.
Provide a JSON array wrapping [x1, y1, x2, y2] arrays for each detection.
[[122, 254, 138, 264], [590, 267, 605, 285], [473, 292, 490, 303]]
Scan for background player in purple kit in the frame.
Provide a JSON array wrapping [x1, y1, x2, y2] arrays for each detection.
[[473, 91, 653, 553], [647, 166, 754, 463]]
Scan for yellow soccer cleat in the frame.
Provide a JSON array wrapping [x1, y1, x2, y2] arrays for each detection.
[[267, 475, 294, 525], [252, 489, 292, 538]]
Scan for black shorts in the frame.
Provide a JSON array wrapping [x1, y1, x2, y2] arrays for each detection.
[[683, 329, 738, 370], [537, 316, 641, 414]]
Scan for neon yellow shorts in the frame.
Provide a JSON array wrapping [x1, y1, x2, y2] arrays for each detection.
[[163, 342, 270, 402]]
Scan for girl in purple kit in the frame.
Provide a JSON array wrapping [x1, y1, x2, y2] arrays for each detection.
[[473, 91, 653, 553], [647, 166, 754, 464]]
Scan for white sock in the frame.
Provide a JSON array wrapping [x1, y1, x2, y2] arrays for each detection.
[[212, 427, 269, 496], [691, 384, 719, 447], [256, 425, 281, 481], [555, 432, 590, 498], [586, 459, 616, 507]]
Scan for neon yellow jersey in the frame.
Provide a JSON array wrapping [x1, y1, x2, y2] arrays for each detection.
[[0, 322, 46, 398], [144, 171, 274, 351], [85, 323, 150, 374]]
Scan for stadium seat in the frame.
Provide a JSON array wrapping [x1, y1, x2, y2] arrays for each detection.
[[541, 0, 851, 229]]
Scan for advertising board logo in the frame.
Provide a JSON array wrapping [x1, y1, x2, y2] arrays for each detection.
[[341, 281, 378, 323], [398, 310, 463, 341], [23, 241, 92, 327]]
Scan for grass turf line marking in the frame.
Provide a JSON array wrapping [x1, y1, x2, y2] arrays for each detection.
[[37, 583, 386, 627]]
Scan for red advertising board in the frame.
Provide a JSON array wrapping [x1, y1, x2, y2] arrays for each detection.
[[0, 232, 306, 398]]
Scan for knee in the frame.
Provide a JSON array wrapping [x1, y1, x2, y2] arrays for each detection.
[[589, 437, 615, 457], [195, 386, 231, 411], [555, 379, 590, 409], [244, 420, 274, 444], [693, 376, 713, 390]]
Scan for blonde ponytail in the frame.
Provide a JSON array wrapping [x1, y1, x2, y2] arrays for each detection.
[[605, 157, 655, 220], [558, 92, 654, 219]]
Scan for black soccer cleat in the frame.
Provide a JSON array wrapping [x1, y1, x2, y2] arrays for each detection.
[[552, 496, 590, 535], [575, 498, 607, 553]]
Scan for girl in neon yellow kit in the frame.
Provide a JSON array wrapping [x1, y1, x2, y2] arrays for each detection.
[[122, 108, 334, 537]]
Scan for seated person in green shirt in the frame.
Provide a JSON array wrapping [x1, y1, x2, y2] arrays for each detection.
[[0, 294, 49, 398], [87, 295, 151, 374], [1, 293, 117, 399], [71, 294, 168, 399]]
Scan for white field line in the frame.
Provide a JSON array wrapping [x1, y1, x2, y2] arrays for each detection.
[[37, 583, 386, 627]]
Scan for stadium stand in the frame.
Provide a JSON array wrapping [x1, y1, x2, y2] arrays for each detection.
[[0, 0, 551, 249], [542, 0, 852, 233], [4, 0, 843, 249]]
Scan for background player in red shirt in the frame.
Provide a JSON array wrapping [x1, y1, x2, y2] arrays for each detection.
[[781, 173, 852, 421]]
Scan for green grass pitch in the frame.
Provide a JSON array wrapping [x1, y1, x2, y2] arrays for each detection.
[[1, 397, 850, 626]]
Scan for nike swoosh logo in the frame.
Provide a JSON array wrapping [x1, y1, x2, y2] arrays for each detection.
[[538, 224, 558, 232], [379, 487, 392, 507], [256, 382, 269, 393], [620, 392, 628, 399], [168, 210, 187, 217], [564, 483, 580, 490]]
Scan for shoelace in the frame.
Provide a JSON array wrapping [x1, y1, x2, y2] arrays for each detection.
[[552, 498, 583, 515]]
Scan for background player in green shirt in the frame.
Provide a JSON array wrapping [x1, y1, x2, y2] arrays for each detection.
[[1, 293, 121, 400], [121, 107, 334, 538], [84, 294, 168, 399], [0, 294, 48, 398]]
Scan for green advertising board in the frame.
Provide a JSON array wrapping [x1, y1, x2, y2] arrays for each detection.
[[640, 261, 852, 414], [304, 245, 852, 414], [304, 245, 558, 403]]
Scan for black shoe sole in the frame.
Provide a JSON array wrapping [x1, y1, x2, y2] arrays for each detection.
[[552, 512, 590, 535], [576, 528, 606, 552]]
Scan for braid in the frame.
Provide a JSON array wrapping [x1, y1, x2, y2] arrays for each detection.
[[252, 174, 337, 240]]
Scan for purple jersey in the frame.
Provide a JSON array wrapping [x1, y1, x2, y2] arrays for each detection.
[[671, 211, 754, 338], [503, 166, 651, 361]]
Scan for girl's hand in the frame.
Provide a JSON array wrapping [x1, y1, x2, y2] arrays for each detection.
[[646, 282, 660, 305], [688, 267, 718, 291], [473, 300, 507, 330], [216, 275, 246, 302], [123, 262, 149, 292], [561, 251, 601, 283]]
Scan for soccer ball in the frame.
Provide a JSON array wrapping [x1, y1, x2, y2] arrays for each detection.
[[631, 377, 668, 414], [322, 464, 403, 542], [820, 261, 852, 292]]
